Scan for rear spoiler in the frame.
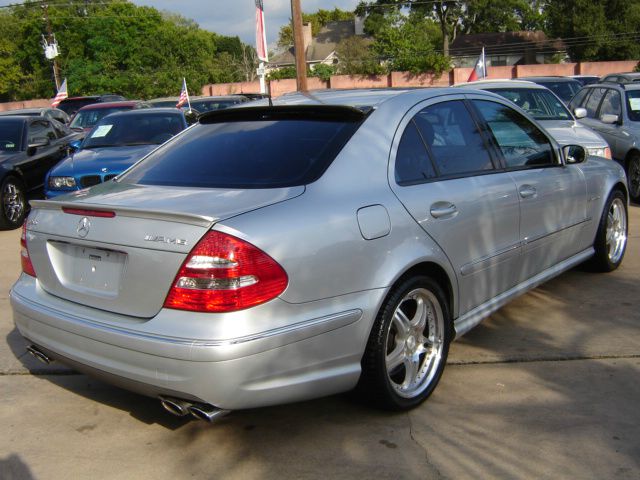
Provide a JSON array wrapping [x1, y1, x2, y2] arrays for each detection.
[[29, 199, 215, 228], [199, 105, 369, 124]]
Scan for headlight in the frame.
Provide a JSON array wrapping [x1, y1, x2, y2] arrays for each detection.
[[587, 147, 612, 159], [48, 176, 77, 189]]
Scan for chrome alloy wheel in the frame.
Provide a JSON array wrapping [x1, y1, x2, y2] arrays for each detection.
[[3, 181, 24, 224], [385, 288, 445, 399], [606, 197, 627, 264]]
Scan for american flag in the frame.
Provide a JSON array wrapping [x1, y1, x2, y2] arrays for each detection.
[[51, 78, 68, 107], [255, 0, 268, 62], [176, 78, 190, 109]]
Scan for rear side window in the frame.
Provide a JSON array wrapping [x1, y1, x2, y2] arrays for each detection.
[[473, 100, 554, 168], [413, 100, 494, 176], [120, 113, 363, 188], [395, 121, 436, 185]]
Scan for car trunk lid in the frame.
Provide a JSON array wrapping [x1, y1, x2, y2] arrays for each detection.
[[26, 182, 303, 318]]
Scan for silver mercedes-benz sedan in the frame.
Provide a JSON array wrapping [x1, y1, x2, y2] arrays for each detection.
[[11, 88, 629, 421]]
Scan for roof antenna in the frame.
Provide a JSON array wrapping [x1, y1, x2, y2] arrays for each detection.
[[268, 95, 273, 107]]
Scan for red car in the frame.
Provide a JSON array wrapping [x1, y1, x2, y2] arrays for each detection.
[[69, 101, 149, 133]]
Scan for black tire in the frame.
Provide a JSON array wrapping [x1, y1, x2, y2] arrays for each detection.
[[587, 189, 627, 272], [357, 275, 452, 411], [0, 176, 27, 230], [627, 153, 640, 204]]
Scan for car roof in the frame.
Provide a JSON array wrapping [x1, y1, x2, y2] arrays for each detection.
[[100, 108, 183, 119], [0, 108, 47, 115], [76, 101, 142, 111], [0, 115, 30, 124], [192, 95, 248, 101], [248, 87, 503, 110], [583, 82, 640, 91], [455, 79, 543, 89], [519, 76, 580, 82]]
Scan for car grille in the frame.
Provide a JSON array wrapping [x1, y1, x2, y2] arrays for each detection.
[[80, 175, 102, 188], [79, 174, 118, 188]]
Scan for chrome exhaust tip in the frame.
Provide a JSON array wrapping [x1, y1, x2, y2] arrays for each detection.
[[188, 404, 230, 422], [159, 396, 191, 417], [26, 345, 52, 365]]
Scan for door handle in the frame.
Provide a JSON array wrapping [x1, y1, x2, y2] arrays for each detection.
[[430, 202, 458, 219], [519, 185, 537, 199]]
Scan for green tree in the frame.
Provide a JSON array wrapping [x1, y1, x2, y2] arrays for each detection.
[[372, 11, 450, 74], [545, 0, 640, 61], [2, 0, 257, 101], [335, 36, 384, 75]]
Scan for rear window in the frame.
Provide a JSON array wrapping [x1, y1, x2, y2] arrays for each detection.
[[119, 108, 364, 188]]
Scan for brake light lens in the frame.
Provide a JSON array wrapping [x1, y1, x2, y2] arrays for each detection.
[[163, 231, 288, 312], [20, 223, 36, 277]]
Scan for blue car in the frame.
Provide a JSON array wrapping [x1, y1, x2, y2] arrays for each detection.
[[45, 109, 188, 198]]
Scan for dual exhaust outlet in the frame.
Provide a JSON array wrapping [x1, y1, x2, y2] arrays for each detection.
[[159, 396, 230, 422], [26, 345, 229, 423]]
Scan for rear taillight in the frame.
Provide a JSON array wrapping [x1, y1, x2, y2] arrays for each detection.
[[163, 231, 288, 313], [20, 223, 36, 277]]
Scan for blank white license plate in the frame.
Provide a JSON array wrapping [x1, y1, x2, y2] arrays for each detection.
[[48, 242, 127, 295]]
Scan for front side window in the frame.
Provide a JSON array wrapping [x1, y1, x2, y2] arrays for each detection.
[[473, 100, 555, 169], [584, 88, 606, 118], [568, 88, 589, 111], [412, 100, 494, 176], [28, 120, 55, 143], [600, 90, 622, 118]]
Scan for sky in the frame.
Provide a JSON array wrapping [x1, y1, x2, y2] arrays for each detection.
[[131, 1, 362, 46]]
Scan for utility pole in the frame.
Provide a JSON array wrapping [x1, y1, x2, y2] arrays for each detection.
[[42, 3, 61, 90], [290, 0, 307, 92]]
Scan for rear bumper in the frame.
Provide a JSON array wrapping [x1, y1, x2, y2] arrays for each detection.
[[11, 275, 381, 410]]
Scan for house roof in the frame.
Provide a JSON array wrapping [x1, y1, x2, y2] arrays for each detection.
[[271, 20, 371, 66], [450, 31, 566, 57]]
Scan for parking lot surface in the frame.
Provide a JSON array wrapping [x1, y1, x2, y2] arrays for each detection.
[[1, 206, 639, 480]]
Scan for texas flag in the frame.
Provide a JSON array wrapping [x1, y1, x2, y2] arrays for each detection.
[[467, 48, 487, 82]]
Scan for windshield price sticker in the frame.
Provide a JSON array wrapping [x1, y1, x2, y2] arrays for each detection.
[[92, 125, 113, 138], [629, 98, 640, 111]]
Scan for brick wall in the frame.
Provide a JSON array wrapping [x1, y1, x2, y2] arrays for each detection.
[[5, 59, 639, 110]]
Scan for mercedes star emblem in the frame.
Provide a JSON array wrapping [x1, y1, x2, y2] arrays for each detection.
[[77, 217, 91, 238]]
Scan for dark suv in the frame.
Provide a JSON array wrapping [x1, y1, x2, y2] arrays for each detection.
[[569, 82, 640, 202], [599, 72, 640, 84], [57, 94, 127, 117]]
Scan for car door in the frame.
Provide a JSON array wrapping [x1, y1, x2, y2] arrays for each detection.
[[595, 89, 631, 161], [23, 119, 67, 191], [389, 96, 522, 315], [471, 98, 588, 281]]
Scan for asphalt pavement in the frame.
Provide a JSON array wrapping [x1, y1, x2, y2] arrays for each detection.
[[1, 206, 638, 480]]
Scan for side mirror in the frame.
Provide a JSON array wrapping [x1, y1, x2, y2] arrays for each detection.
[[563, 145, 587, 164], [27, 137, 50, 156], [600, 113, 620, 125], [573, 107, 587, 119], [28, 137, 50, 149], [68, 140, 81, 152]]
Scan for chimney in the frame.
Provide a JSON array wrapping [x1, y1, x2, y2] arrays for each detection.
[[302, 22, 312, 51]]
